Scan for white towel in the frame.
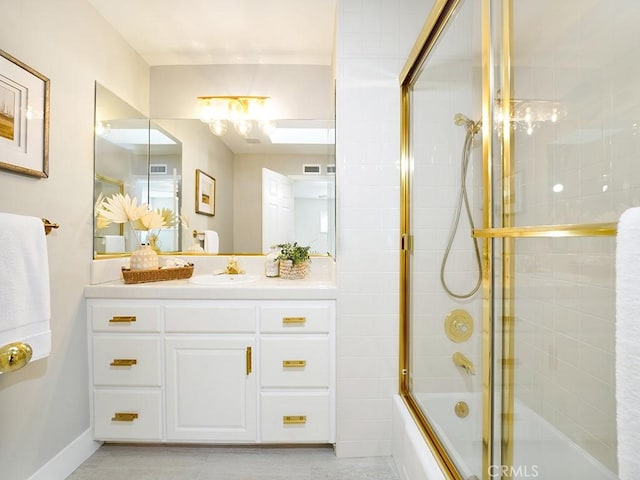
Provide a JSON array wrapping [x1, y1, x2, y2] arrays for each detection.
[[0, 212, 51, 367], [203, 230, 219, 254], [616, 207, 640, 479]]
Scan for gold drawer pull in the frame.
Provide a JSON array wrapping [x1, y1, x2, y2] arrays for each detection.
[[111, 412, 139, 422], [110, 359, 138, 367], [246, 346, 252, 375], [283, 360, 306, 368], [283, 415, 307, 425], [109, 316, 137, 323], [282, 316, 306, 325]]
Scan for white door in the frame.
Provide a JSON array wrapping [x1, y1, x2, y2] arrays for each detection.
[[165, 336, 256, 442], [262, 168, 293, 253]]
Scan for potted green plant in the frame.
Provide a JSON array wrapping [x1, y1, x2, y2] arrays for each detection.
[[276, 242, 311, 279]]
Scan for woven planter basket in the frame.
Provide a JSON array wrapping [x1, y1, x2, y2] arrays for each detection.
[[278, 260, 309, 280]]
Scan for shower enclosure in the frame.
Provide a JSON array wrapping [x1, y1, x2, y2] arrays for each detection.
[[400, 1, 637, 478]]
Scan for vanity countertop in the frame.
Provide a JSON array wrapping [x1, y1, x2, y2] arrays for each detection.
[[84, 275, 336, 300], [85, 255, 336, 300]]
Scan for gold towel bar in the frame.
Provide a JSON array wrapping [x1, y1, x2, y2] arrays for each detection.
[[41, 218, 59, 235]]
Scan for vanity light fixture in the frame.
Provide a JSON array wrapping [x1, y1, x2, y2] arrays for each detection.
[[494, 91, 566, 136], [197, 96, 273, 138]]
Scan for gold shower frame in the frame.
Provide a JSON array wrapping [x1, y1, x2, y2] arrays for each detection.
[[398, 1, 618, 480]]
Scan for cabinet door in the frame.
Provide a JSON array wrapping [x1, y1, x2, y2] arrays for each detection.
[[165, 336, 256, 441]]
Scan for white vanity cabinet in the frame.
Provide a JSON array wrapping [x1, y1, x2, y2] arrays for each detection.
[[89, 301, 163, 441], [164, 303, 257, 442], [259, 303, 334, 443], [86, 296, 335, 445]]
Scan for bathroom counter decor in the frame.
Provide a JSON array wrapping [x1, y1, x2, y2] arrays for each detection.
[[88, 254, 336, 299], [276, 242, 311, 279], [121, 263, 194, 284]]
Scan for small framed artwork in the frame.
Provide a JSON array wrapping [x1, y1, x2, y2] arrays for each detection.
[[195, 169, 216, 216], [0, 48, 50, 178]]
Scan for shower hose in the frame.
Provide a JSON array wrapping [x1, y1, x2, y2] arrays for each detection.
[[440, 115, 482, 299]]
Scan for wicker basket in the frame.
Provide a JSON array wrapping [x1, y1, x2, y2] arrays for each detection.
[[121, 264, 194, 284], [278, 260, 309, 280]]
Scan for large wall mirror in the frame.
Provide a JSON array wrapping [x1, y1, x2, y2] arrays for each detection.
[[93, 83, 335, 258], [94, 83, 182, 256]]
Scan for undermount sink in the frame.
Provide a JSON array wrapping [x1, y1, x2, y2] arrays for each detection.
[[189, 274, 262, 286]]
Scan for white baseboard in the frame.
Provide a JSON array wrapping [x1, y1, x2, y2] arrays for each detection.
[[28, 428, 102, 480]]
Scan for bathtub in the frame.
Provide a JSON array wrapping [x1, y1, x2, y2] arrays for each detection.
[[392, 394, 617, 480]]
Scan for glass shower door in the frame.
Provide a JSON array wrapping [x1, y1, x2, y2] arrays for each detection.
[[404, 1, 485, 477]]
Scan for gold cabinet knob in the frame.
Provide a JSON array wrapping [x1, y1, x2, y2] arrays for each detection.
[[0, 342, 33, 373]]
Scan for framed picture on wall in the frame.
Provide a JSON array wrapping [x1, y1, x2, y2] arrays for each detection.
[[0, 48, 50, 178], [195, 169, 215, 216]]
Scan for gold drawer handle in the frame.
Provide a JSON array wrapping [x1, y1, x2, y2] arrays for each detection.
[[282, 360, 306, 368], [109, 316, 137, 323], [283, 415, 307, 425], [246, 346, 252, 375], [282, 316, 306, 325], [111, 412, 139, 422], [110, 359, 138, 367]]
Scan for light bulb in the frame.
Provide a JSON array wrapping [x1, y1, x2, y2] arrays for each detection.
[[234, 119, 253, 137], [199, 100, 214, 123], [209, 119, 228, 136]]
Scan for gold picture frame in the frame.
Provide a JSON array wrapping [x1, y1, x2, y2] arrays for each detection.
[[195, 169, 215, 216], [0, 48, 50, 178]]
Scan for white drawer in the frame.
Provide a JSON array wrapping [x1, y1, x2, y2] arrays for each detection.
[[261, 393, 330, 443], [91, 303, 161, 333], [93, 336, 161, 386], [260, 303, 331, 333], [93, 389, 162, 441], [260, 337, 329, 388], [165, 304, 255, 333]]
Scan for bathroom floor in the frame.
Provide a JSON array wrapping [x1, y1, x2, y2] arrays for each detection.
[[66, 444, 400, 480]]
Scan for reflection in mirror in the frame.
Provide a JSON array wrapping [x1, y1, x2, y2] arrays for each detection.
[[93, 83, 183, 257], [94, 84, 335, 258], [262, 169, 335, 255]]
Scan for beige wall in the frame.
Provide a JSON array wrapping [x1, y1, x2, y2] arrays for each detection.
[[154, 119, 235, 252], [0, 0, 149, 478]]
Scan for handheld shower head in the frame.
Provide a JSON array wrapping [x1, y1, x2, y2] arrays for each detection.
[[454, 113, 481, 134], [454, 113, 472, 127]]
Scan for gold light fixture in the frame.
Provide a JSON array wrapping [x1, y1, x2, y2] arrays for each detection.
[[197, 96, 273, 137], [495, 91, 566, 136]]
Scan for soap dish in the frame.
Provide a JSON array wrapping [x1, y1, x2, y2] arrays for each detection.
[[121, 264, 194, 284]]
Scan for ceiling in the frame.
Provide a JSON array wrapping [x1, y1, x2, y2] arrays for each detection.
[[88, 0, 337, 66], [88, 0, 337, 154]]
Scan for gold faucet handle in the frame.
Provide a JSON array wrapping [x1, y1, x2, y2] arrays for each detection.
[[452, 351, 476, 375]]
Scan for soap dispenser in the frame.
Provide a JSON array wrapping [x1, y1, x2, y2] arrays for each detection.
[[265, 245, 280, 277]]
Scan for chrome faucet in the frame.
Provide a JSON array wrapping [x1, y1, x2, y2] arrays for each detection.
[[452, 352, 475, 375]]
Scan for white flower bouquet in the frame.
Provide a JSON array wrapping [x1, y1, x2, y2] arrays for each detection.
[[95, 193, 176, 248]]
